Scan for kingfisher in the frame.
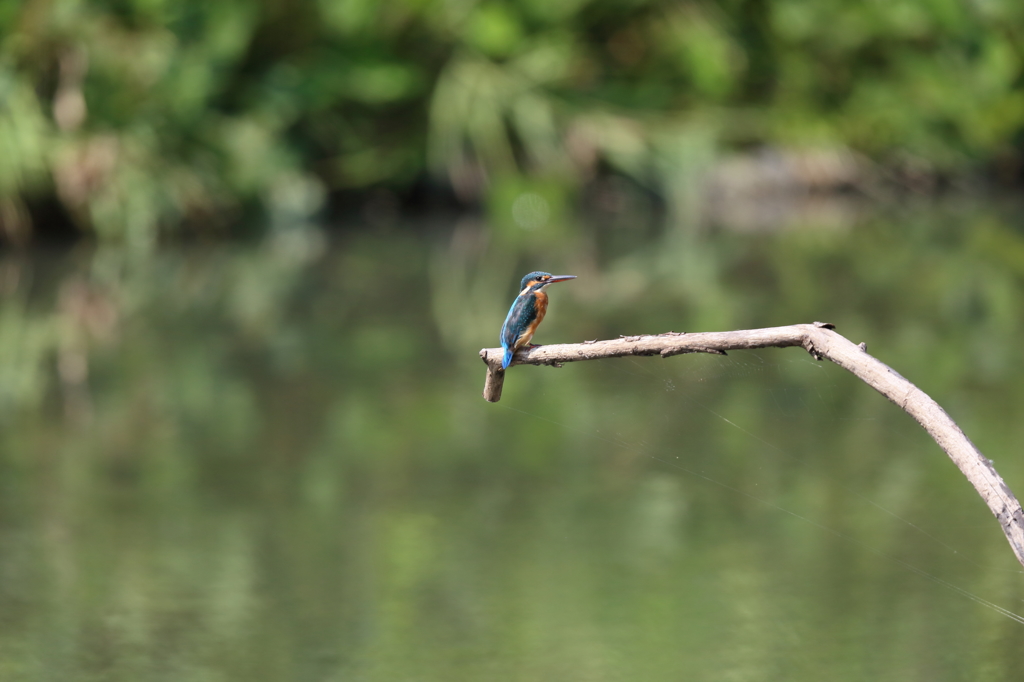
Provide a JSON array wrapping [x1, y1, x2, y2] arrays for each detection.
[[500, 271, 576, 370]]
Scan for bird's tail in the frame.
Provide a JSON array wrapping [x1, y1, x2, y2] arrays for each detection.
[[502, 347, 514, 370]]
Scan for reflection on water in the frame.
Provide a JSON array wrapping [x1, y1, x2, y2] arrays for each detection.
[[1, 205, 1024, 680]]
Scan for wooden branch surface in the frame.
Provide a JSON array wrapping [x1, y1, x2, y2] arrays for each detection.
[[479, 322, 1024, 570]]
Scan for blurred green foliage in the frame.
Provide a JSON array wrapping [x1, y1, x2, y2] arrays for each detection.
[[2, 0, 1023, 241]]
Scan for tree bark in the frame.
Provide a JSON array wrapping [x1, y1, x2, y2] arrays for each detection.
[[479, 322, 1024, 569]]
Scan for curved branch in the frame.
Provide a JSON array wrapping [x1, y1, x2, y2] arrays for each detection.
[[479, 322, 1024, 569]]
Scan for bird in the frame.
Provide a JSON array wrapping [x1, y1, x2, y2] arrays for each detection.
[[500, 271, 576, 370]]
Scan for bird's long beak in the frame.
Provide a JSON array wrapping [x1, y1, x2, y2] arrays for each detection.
[[547, 275, 577, 283]]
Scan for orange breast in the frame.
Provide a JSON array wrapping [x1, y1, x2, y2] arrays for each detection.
[[514, 290, 548, 351]]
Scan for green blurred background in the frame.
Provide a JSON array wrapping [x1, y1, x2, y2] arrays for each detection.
[[2, 1, 1024, 680], [2, 0, 1024, 240]]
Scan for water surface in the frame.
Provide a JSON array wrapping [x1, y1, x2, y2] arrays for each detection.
[[1, 205, 1023, 680]]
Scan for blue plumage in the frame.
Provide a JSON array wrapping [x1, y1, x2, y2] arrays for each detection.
[[499, 271, 576, 370], [501, 293, 539, 369]]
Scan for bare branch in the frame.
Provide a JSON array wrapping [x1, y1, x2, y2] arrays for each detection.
[[479, 322, 1024, 569]]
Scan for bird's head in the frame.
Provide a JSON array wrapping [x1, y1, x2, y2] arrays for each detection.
[[520, 271, 577, 294]]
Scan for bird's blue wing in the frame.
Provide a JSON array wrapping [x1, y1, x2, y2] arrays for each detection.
[[500, 294, 537, 369]]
